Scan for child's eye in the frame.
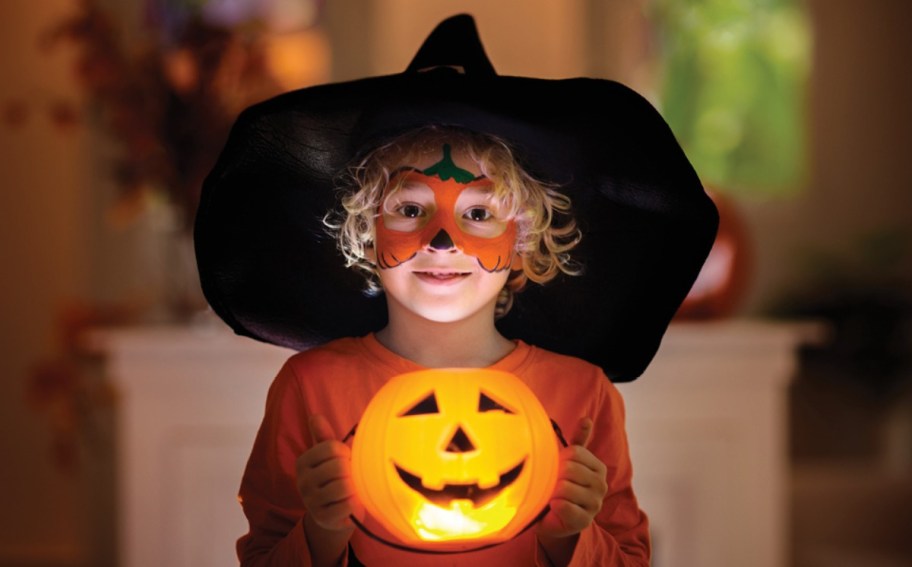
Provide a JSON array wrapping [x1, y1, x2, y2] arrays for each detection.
[[463, 207, 492, 222], [397, 203, 425, 218]]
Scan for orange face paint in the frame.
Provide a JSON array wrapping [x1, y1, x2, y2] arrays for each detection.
[[375, 169, 517, 273]]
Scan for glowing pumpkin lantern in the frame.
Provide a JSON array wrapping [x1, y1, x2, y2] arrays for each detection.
[[351, 368, 558, 548]]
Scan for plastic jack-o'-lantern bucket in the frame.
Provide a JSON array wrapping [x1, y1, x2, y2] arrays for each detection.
[[351, 368, 559, 549]]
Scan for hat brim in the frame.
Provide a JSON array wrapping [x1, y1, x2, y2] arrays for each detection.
[[195, 17, 718, 382]]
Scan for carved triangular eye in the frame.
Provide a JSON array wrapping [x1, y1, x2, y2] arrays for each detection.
[[478, 391, 515, 414], [399, 392, 439, 416]]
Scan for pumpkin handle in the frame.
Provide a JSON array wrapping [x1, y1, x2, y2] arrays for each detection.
[[341, 423, 357, 444]]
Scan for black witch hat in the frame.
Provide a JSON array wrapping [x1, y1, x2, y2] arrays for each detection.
[[194, 14, 718, 382]]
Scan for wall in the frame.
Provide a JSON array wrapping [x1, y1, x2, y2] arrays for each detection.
[[740, 0, 912, 313], [365, 0, 588, 78], [0, 1, 92, 565]]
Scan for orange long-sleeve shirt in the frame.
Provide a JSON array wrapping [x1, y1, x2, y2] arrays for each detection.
[[237, 334, 650, 566]]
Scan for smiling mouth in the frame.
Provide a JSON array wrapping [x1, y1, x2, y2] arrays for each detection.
[[413, 271, 472, 282], [394, 460, 525, 507]]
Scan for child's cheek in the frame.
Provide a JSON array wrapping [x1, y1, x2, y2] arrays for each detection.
[[374, 217, 425, 269], [459, 222, 517, 273]]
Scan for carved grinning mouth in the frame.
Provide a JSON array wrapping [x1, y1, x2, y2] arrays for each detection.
[[394, 460, 525, 508]]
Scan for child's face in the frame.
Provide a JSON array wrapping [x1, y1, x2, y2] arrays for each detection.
[[372, 146, 514, 323]]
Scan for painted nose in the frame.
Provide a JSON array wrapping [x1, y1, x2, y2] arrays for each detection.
[[444, 426, 476, 453], [428, 228, 456, 251]]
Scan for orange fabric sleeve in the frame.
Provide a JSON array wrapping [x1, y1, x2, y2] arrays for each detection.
[[236, 360, 351, 567], [523, 353, 650, 566], [563, 382, 650, 566]]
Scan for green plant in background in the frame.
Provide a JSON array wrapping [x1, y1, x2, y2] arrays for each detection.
[[651, 0, 811, 196]]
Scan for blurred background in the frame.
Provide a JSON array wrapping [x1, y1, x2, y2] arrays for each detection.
[[1, 0, 909, 566]]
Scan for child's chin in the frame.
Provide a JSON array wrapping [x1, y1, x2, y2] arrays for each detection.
[[414, 308, 472, 324], [411, 301, 488, 324]]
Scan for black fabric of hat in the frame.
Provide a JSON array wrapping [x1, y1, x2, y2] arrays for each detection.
[[194, 14, 718, 382]]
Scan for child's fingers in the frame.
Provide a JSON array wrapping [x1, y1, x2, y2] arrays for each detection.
[[562, 459, 608, 490], [297, 438, 349, 469], [316, 497, 359, 529], [296, 452, 355, 514], [315, 477, 358, 506], [309, 414, 336, 445], [569, 416, 593, 448], [302, 454, 350, 489], [551, 479, 604, 515], [548, 498, 594, 532]]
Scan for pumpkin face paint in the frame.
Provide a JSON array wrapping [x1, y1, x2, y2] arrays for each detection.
[[375, 145, 517, 273], [351, 368, 559, 546]]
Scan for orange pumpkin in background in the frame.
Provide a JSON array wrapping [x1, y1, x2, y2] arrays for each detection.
[[676, 189, 752, 319], [351, 368, 559, 548]]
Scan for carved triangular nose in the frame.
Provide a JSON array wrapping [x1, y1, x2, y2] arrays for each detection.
[[445, 426, 476, 453], [428, 229, 455, 250]]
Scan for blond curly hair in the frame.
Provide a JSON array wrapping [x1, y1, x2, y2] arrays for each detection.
[[325, 126, 581, 317]]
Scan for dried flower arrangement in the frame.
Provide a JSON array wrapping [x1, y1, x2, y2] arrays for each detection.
[[41, 0, 288, 229], [27, 0, 313, 472]]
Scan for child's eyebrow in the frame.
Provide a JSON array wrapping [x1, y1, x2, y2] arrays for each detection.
[[384, 183, 435, 205], [458, 184, 498, 201], [397, 181, 434, 193]]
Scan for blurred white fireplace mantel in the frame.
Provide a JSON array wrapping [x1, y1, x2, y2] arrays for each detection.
[[620, 320, 821, 567], [88, 319, 819, 567]]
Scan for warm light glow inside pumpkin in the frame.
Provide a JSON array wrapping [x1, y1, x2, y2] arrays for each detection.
[[351, 368, 558, 547]]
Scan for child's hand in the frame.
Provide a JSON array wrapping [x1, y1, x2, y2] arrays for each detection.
[[537, 417, 608, 540], [295, 414, 364, 532]]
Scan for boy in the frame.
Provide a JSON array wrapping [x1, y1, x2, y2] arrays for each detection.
[[194, 14, 717, 567], [235, 127, 650, 566]]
